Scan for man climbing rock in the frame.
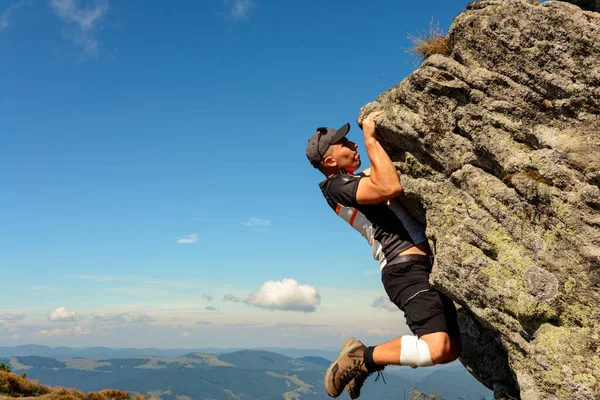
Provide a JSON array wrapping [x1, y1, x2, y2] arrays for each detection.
[[306, 111, 462, 399]]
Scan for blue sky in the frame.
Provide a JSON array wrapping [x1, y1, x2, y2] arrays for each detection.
[[0, 0, 471, 349]]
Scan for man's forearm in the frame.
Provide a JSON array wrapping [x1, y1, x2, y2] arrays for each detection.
[[364, 137, 402, 192]]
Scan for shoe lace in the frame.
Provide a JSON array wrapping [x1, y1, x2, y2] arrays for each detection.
[[348, 369, 386, 398], [340, 358, 365, 382], [373, 370, 386, 385], [353, 368, 387, 387]]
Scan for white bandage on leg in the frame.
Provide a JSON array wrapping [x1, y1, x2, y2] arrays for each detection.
[[400, 335, 433, 368]]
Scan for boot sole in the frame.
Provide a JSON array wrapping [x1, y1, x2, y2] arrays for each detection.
[[340, 338, 358, 353], [324, 338, 362, 397]]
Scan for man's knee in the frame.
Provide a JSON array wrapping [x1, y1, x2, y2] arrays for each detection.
[[435, 337, 461, 364], [446, 336, 462, 362], [421, 332, 459, 364]]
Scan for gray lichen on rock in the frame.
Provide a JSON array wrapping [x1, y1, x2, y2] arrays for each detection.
[[358, 0, 600, 398]]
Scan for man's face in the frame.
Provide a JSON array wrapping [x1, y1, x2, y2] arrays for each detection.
[[325, 137, 361, 173]]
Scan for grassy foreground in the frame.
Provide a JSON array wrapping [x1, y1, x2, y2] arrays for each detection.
[[0, 371, 160, 400]]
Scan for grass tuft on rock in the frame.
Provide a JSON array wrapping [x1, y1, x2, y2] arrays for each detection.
[[406, 19, 451, 64]]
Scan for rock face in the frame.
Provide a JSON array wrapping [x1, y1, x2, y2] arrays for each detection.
[[359, 1, 600, 399]]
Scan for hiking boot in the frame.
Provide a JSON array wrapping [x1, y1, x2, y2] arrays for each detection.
[[324, 338, 368, 397], [346, 363, 385, 399], [339, 338, 369, 399], [339, 337, 360, 355]]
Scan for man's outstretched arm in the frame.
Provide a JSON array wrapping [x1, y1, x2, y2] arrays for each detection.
[[355, 111, 403, 204]]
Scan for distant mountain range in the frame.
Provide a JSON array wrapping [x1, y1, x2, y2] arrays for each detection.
[[0, 344, 340, 361], [0, 345, 492, 400]]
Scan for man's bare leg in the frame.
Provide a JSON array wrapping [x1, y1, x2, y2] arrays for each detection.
[[373, 332, 460, 366]]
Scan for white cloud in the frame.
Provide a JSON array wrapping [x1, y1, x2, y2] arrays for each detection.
[[50, 0, 109, 55], [180, 331, 191, 337], [367, 328, 392, 336], [273, 323, 327, 328], [0, 321, 16, 333], [93, 311, 154, 324], [177, 234, 198, 244], [0, 313, 24, 332], [363, 268, 380, 275], [371, 296, 399, 312], [35, 326, 91, 338], [245, 278, 321, 312], [74, 325, 90, 335], [0, 313, 25, 321], [202, 294, 213, 301], [0, 9, 10, 30], [205, 306, 219, 311], [0, 1, 31, 31], [223, 293, 240, 303], [196, 320, 211, 325], [49, 307, 83, 322], [69, 274, 136, 282], [230, 0, 254, 21], [243, 218, 271, 226]]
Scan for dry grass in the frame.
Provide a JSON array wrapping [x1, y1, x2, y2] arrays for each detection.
[[501, 169, 555, 187], [0, 371, 160, 400], [406, 19, 451, 65], [410, 388, 490, 400], [0, 371, 51, 397], [410, 389, 444, 400]]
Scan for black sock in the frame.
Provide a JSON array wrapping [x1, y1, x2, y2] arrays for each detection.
[[363, 346, 378, 372]]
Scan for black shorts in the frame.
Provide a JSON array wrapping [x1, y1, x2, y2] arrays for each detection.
[[381, 260, 460, 339]]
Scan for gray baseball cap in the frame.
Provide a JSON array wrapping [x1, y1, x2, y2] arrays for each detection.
[[306, 123, 350, 168]]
